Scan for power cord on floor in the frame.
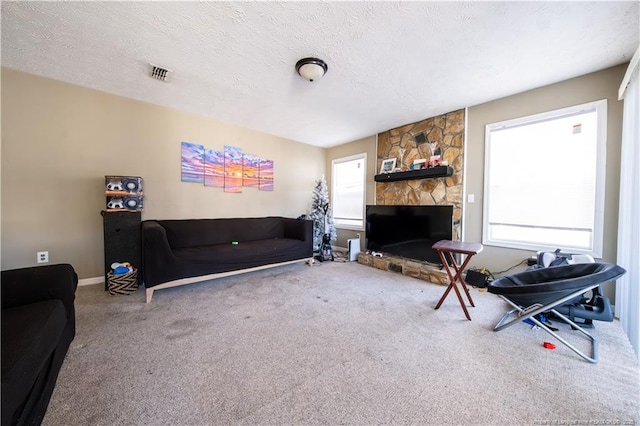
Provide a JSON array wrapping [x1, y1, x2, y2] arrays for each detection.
[[466, 259, 529, 288], [486, 259, 528, 280]]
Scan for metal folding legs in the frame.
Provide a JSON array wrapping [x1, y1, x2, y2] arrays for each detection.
[[489, 262, 626, 364], [493, 284, 601, 363]]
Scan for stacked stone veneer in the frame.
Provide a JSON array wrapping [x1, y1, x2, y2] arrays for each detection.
[[357, 252, 448, 285], [376, 109, 465, 240], [364, 109, 465, 284]]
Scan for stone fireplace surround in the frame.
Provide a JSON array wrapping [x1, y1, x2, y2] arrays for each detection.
[[357, 251, 448, 285], [360, 109, 465, 284]]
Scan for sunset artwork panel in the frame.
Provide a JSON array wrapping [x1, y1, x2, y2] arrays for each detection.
[[224, 145, 243, 193], [181, 142, 274, 193], [242, 153, 260, 188], [181, 142, 204, 183], [259, 159, 274, 191], [204, 149, 224, 187]]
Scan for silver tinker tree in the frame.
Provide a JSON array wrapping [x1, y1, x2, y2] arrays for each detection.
[[309, 175, 337, 252]]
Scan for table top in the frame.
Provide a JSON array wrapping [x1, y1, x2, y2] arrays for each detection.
[[432, 240, 483, 255]]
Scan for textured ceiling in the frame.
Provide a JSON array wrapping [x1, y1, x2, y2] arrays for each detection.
[[2, 1, 639, 148]]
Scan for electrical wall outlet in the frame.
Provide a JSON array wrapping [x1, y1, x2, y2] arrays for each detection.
[[37, 251, 49, 264]]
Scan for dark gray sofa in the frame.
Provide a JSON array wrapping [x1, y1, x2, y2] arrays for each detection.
[[141, 216, 313, 302], [1, 264, 77, 426]]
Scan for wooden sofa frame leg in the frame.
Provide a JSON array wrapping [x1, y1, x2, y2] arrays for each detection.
[[145, 288, 154, 304], [144, 257, 314, 303]]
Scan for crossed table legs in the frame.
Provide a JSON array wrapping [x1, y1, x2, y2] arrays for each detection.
[[432, 240, 483, 320]]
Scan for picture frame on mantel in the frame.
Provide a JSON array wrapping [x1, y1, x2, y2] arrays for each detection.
[[380, 158, 396, 174]]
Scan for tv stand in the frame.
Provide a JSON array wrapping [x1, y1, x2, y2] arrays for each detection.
[[374, 166, 453, 183]]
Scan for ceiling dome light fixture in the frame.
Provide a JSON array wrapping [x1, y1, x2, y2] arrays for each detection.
[[295, 57, 328, 82]]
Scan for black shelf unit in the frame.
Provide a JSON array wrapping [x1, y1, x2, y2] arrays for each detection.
[[101, 211, 142, 290], [374, 166, 453, 183]]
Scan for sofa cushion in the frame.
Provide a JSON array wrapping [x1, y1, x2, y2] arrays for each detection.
[[1, 300, 67, 421], [173, 238, 306, 269], [160, 217, 285, 249]]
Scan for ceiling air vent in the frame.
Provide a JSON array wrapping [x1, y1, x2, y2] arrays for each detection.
[[150, 64, 172, 82]]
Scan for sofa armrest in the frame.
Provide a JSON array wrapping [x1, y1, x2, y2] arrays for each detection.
[[282, 218, 313, 243], [142, 221, 177, 259], [1, 264, 77, 318], [142, 220, 179, 287]]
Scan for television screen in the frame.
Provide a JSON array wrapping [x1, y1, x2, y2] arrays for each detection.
[[365, 205, 453, 264]]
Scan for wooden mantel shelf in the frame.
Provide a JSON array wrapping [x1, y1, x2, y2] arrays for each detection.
[[374, 166, 453, 183]]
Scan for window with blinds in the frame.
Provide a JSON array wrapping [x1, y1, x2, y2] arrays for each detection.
[[331, 153, 366, 230], [483, 100, 607, 257]]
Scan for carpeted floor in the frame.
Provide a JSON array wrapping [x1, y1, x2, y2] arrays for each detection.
[[44, 261, 640, 425]]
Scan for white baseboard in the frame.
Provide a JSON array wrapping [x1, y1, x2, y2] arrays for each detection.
[[78, 276, 104, 287]]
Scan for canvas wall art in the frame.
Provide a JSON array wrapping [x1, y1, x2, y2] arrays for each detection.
[[243, 153, 260, 188], [181, 142, 204, 183], [204, 149, 224, 187], [224, 145, 243, 193], [259, 159, 274, 191], [181, 142, 273, 193]]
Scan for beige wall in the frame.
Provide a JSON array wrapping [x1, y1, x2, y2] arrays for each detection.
[[325, 135, 377, 250], [464, 64, 626, 294], [1, 69, 326, 279]]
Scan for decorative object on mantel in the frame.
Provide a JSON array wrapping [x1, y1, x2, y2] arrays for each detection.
[[429, 141, 442, 167], [374, 166, 453, 182], [180, 142, 274, 192], [411, 159, 427, 170], [295, 57, 328, 82], [397, 148, 406, 171], [379, 158, 396, 174]]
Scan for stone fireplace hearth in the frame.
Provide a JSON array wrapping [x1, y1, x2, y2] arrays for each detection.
[[357, 252, 448, 285]]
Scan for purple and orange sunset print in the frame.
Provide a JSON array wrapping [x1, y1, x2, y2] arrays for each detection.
[[259, 159, 274, 191], [224, 145, 243, 193], [243, 153, 260, 188], [181, 142, 204, 183], [204, 149, 224, 187], [181, 142, 273, 191]]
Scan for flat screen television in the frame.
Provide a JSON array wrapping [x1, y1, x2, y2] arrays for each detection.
[[365, 205, 453, 264]]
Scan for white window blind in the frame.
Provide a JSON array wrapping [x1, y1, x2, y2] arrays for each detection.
[[483, 100, 607, 256], [332, 154, 366, 230]]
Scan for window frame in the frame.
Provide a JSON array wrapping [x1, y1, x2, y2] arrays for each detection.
[[331, 153, 367, 231], [482, 99, 607, 257]]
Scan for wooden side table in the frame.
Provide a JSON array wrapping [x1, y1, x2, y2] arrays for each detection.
[[432, 240, 483, 320]]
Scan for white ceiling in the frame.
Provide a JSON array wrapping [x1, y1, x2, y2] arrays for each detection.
[[2, 1, 639, 148]]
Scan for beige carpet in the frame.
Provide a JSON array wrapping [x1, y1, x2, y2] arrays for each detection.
[[44, 261, 640, 425]]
